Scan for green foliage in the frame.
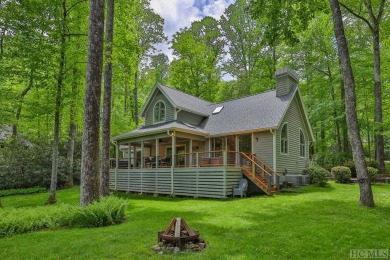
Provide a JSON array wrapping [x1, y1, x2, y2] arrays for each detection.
[[169, 17, 222, 101], [366, 159, 379, 169], [302, 166, 329, 187], [0, 139, 81, 190], [331, 166, 351, 183], [315, 152, 352, 171], [343, 160, 356, 178], [367, 167, 378, 182], [0, 196, 127, 237], [343, 159, 379, 178], [0, 187, 47, 197], [76, 197, 127, 228]]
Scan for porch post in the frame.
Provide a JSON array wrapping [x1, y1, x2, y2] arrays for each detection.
[[133, 145, 137, 168], [235, 135, 239, 165], [223, 150, 227, 166], [128, 142, 131, 169], [155, 138, 159, 168], [140, 141, 144, 168], [189, 139, 193, 167], [115, 142, 119, 190], [171, 131, 176, 196], [171, 133, 176, 167]]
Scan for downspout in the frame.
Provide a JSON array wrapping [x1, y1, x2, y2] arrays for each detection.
[[112, 140, 118, 191], [174, 108, 182, 120], [270, 129, 277, 183], [167, 130, 175, 195]]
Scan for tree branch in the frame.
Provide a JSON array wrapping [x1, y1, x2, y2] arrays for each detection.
[[66, 0, 88, 16], [65, 33, 88, 37], [376, 0, 386, 23], [339, 1, 374, 32]]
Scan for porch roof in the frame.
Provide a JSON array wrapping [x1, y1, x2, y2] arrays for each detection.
[[112, 121, 208, 141]]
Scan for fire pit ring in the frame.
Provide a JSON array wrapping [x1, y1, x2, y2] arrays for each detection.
[[157, 217, 204, 251]]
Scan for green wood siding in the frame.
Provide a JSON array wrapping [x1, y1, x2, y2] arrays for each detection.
[[177, 110, 204, 126], [144, 91, 175, 126], [253, 131, 274, 169], [109, 167, 242, 198], [276, 95, 310, 175]]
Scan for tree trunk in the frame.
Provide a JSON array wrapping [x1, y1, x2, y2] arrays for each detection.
[[133, 70, 139, 127], [65, 68, 78, 188], [12, 69, 34, 137], [80, 0, 105, 206], [372, 28, 385, 174], [47, 1, 67, 204], [100, 0, 115, 197], [329, 0, 374, 207]]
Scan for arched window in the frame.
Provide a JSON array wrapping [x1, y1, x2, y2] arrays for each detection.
[[300, 130, 305, 157], [281, 123, 288, 154], [153, 101, 166, 123]]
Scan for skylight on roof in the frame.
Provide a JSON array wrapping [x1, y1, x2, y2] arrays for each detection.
[[183, 122, 196, 129], [212, 106, 224, 114]]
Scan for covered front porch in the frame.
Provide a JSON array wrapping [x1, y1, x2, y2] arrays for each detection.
[[109, 130, 279, 198]]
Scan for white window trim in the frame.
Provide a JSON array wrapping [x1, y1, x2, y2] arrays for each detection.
[[299, 128, 306, 158], [153, 100, 166, 124], [280, 122, 288, 155]]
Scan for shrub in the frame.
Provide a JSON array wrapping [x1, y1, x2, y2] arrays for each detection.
[[314, 152, 351, 171], [0, 196, 127, 237], [0, 187, 47, 197], [367, 167, 378, 182], [302, 166, 329, 187], [76, 196, 127, 228], [0, 139, 81, 190], [331, 166, 351, 183], [365, 159, 378, 169], [343, 160, 356, 178]]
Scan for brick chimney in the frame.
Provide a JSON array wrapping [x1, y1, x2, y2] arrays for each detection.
[[275, 67, 299, 97]]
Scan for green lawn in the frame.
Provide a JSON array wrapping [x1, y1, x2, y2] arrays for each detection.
[[1, 182, 390, 259]]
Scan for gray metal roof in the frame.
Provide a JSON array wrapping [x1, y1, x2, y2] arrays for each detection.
[[157, 84, 212, 116], [112, 121, 208, 141]]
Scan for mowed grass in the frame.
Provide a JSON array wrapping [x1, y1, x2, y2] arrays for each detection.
[[1, 182, 390, 259]]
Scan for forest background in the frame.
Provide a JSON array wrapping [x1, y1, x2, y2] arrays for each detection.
[[0, 0, 389, 190]]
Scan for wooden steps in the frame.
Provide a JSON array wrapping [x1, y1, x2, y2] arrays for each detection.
[[239, 153, 279, 196]]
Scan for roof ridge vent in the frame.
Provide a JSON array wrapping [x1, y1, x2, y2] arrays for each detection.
[[212, 106, 224, 114]]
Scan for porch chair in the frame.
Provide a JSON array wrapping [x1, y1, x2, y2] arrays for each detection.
[[232, 178, 248, 198]]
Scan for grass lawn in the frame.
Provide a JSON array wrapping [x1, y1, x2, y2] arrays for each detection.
[[1, 182, 390, 259]]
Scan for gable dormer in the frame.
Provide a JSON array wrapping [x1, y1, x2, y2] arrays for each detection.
[[142, 89, 175, 126], [140, 84, 212, 127]]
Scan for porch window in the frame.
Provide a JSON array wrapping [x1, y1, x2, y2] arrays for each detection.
[[281, 123, 288, 154], [153, 101, 166, 123], [300, 130, 305, 157]]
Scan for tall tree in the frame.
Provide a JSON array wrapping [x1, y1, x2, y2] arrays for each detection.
[[220, 0, 268, 96], [339, 0, 387, 174], [329, 0, 374, 207], [100, 0, 115, 197], [80, 0, 105, 206], [47, 0, 68, 204], [170, 17, 222, 101]]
